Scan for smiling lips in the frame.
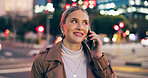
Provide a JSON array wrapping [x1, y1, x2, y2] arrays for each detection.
[[73, 32, 84, 37]]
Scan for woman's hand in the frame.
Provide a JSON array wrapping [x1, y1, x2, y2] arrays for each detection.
[[88, 31, 103, 58]]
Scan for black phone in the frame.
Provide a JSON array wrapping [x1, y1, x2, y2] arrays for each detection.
[[86, 26, 97, 50]]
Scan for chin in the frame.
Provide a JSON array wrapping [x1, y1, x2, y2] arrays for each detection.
[[73, 38, 84, 43]]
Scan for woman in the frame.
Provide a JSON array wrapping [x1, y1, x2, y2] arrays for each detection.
[[30, 6, 116, 78]]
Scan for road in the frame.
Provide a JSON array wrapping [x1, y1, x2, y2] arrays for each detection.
[[103, 43, 148, 78], [0, 42, 148, 78], [0, 42, 34, 78]]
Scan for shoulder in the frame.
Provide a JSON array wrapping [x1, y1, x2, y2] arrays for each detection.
[[39, 50, 48, 54], [34, 48, 50, 62], [39, 48, 50, 54]]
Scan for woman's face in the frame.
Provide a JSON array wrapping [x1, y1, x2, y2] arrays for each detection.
[[63, 10, 89, 44]]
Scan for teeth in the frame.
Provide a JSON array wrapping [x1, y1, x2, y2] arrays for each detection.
[[74, 33, 83, 35]]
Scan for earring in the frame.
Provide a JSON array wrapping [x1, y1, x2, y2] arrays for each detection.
[[61, 31, 65, 39]]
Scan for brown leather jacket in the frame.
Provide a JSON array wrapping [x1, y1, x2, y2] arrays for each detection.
[[30, 41, 116, 78]]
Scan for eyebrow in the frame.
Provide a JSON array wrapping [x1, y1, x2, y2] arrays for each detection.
[[71, 18, 77, 20], [70, 18, 88, 21]]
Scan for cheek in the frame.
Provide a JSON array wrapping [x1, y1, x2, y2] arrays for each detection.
[[64, 27, 68, 35], [63, 24, 73, 34], [84, 27, 89, 34], [66, 23, 75, 31]]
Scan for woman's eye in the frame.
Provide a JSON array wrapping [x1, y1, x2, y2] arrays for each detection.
[[84, 22, 88, 25], [71, 20, 77, 23]]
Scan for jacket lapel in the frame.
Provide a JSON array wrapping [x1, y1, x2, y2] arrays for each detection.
[[43, 41, 97, 78], [82, 41, 96, 78], [44, 41, 66, 78], [44, 41, 62, 63]]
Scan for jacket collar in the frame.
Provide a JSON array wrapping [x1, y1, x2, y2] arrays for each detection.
[[44, 41, 93, 64], [44, 41, 63, 63], [81, 41, 93, 64]]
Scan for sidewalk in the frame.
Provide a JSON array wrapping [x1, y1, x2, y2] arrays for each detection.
[[2, 41, 148, 68], [0, 40, 50, 49], [102, 43, 148, 68]]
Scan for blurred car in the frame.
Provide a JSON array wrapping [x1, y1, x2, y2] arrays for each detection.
[[0, 43, 2, 51], [141, 37, 148, 47]]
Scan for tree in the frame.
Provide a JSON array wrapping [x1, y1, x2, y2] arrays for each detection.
[[92, 15, 130, 38], [131, 18, 148, 39], [50, 10, 62, 36], [0, 17, 12, 32], [17, 10, 63, 42]]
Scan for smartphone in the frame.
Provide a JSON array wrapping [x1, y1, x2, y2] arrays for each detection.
[[86, 25, 97, 50]]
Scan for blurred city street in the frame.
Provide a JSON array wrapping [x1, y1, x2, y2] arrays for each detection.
[[0, 0, 148, 78], [103, 43, 148, 78], [0, 41, 148, 78]]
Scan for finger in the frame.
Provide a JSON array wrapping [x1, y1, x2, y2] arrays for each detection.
[[88, 31, 102, 43], [88, 33, 95, 37], [88, 32, 97, 37], [89, 31, 96, 34], [90, 36, 102, 45], [89, 35, 98, 40], [89, 34, 99, 40]]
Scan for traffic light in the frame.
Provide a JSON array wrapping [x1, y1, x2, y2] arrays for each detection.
[[113, 25, 119, 31], [4, 29, 9, 37], [122, 32, 127, 37], [119, 22, 125, 28], [65, 3, 70, 10], [36, 25, 44, 32]]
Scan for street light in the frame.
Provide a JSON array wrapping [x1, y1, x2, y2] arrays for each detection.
[[129, 33, 137, 41], [36, 26, 45, 45], [113, 22, 125, 55], [45, 2, 55, 45], [72, 2, 77, 6], [84, 0, 89, 8], [34, 2, 55, 45]]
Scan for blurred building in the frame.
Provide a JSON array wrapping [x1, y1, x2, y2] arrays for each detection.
[[0, 0, 33, 19], [97, 0, 148, 20]]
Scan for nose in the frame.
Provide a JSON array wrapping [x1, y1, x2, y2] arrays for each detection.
[[76, 23, 84, 30]]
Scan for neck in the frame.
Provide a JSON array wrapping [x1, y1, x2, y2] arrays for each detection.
[[63, 40, 81, 51]]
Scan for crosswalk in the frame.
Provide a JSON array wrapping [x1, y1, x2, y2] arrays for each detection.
[[0, 67, 31, 74], [0, 57, 34, 78]]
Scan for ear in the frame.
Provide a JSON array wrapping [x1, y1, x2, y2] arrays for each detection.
[[60, 22, 64, 32]]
